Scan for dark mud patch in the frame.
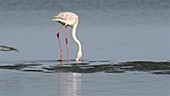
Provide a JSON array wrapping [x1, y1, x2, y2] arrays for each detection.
[[120, 61, 170, 74], [0, 61, 170, 74], [122, 61, 170, 70], [42, 61, 170, 74], [0, 64, 42, 70]]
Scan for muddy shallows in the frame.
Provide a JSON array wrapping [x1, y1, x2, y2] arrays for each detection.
[[0, 61, 170, 74]]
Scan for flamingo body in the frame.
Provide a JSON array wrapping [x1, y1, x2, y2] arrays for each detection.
[[52, 12, 79, 26]]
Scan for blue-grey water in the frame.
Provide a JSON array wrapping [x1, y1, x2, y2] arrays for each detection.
[[0, 70, 170, 96], [0, 0, 170, 96]]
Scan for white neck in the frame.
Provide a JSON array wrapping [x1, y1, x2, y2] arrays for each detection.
[[72, 22, 82, 61]]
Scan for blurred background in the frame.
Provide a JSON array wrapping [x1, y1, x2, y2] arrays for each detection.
[[0, 0, 170, 61]]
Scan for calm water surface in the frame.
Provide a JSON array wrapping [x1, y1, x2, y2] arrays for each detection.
[[0, 0, 170, 96], [0, 69, 170, 96], [0, 9, 169, 61]]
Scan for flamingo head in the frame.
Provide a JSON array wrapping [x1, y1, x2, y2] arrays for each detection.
[[76, 50, 82, 61]]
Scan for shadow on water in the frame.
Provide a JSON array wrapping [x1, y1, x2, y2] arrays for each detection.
[[0, 60, 170, 75]]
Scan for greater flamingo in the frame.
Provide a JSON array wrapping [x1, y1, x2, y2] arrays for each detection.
[[52, 12, 82, 62]]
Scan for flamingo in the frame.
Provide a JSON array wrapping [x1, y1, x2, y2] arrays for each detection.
[[52, 12, 82, 62]]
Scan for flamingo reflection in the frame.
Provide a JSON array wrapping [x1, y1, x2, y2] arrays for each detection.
[[58, 73, 82, 96]]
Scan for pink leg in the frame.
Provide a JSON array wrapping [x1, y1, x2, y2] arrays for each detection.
[[65, 27, 70, 64], [57, 33, 63, 62], [57, 25, 67, 62]]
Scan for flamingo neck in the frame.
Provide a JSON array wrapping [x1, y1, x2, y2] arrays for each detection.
[[72, 22, 82, 61]]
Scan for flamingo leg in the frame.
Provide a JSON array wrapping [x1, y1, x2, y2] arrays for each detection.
[[57, 33, 63, 62], [57, 24, 67, 62], [65, 27, 70, 64]]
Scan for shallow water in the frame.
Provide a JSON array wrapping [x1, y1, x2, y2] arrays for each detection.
[[0, 0, 170, 96], [0, 60, 170, 96], [0, 8, 169, 61], [0, 69, 170, 96]]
